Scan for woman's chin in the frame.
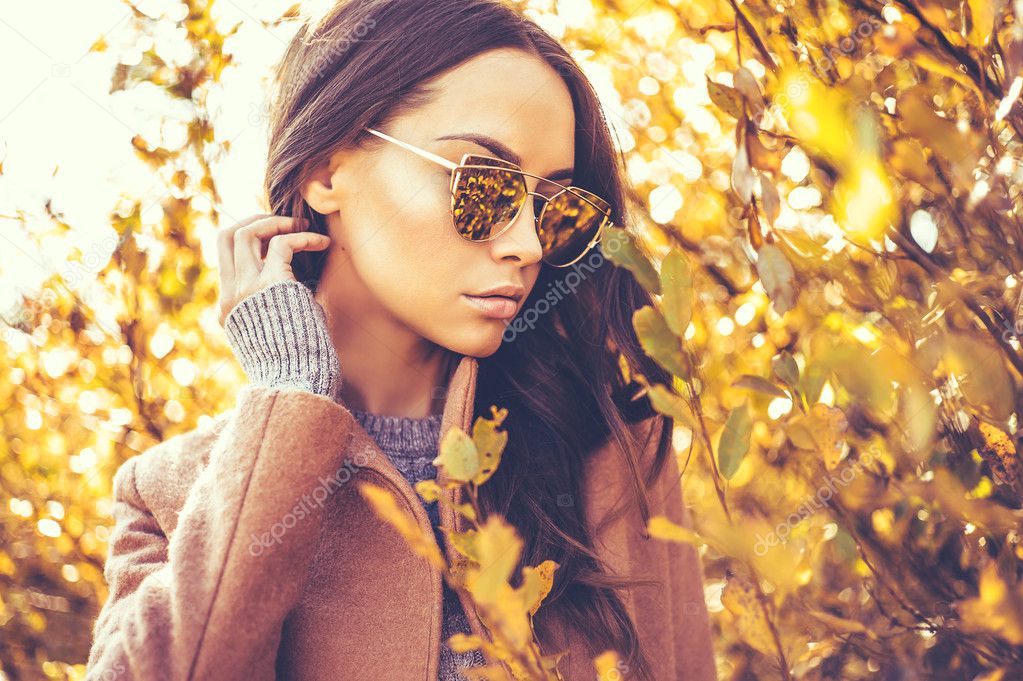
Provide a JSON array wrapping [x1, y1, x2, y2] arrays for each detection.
[[436, 323, 509, 359]]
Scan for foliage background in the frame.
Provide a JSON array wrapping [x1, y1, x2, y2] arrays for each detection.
[[2, 0, 1023, 679]]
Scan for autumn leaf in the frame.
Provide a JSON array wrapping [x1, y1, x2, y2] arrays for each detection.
[[755, 244, 797, 314], [602, 225, 660, 295], [645, 382, 697, 431], [722, 574, 777, 656], [957, 561, 1023, 645], [732, 374, 789, 399], [647, 515, 703, 546], [633, 305, 689, 378], [358, 482, 445, 570], [520, 559, 559, 616], [718, 402, 753, 480], [593, 650, 625, 681], [471, 406, 509, 486], [434, 428, 481, 484], [660, 249, 693, 337]]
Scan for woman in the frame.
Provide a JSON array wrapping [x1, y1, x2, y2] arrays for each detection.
[[84, 1, 716, 679]]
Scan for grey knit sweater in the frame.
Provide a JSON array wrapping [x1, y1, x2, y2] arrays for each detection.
[[223, 278, 486, 679]]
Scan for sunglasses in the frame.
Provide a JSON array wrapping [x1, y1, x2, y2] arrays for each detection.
[[363, 127, 612, 267]]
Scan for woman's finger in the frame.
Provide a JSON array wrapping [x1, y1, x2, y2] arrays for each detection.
[[261, 232, 331, 282], [233, 216, 310, 286], [217, 213, 271, 285]]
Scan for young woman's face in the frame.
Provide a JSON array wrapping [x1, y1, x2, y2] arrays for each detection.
[[303, 47, 576, 358]]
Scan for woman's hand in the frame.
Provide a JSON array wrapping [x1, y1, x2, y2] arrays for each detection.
[[216, 214, 331, 326]]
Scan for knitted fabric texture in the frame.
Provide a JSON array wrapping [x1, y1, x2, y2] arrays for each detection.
[[223, 279, 343, 403], [224, 279, 485, 679]]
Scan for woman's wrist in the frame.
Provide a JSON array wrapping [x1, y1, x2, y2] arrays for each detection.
[[223, 279, 343, 403]]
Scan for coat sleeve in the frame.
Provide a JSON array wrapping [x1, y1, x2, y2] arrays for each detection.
[[84, 385, 359, 681]]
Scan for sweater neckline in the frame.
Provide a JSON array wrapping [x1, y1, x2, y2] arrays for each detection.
[[348, 407, 443, 454]]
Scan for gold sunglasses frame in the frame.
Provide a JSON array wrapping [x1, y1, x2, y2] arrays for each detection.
[[363, 127, 612, 268]]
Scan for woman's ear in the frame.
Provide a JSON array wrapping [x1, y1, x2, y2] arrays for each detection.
[[302, 148, 352, 215]]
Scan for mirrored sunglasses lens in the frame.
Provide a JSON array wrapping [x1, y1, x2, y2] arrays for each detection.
[[538, 189, 608, 266], [452, 160, 526, 241]]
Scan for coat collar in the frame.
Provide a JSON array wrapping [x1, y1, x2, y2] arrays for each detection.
[[438, 353, 480, 464], [330, 353, 492, 645], [337, 351, 476, 517]]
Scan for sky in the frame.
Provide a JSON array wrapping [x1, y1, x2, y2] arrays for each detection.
[[0, 0, 326, 315]]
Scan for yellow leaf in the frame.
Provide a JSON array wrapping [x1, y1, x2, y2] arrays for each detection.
[[718, 401, 752, 480], [966, 0, 998, 47], [772, 68, 852, 165], [722, 575, 777, 656], [706, 77, 744, 119], [832, 153, 897, 242], [464, 517, 533, 650], [358, 482, 444, 569], [415, 479, 442, 503], [448, 529, 480, 562], [434, 427, 480, 483], [447, 632, 486, 653], [469, 516, 521, 598], [472, 406, 509, 486], [594, 650, 624, 681], [660, 249, 693, 336], [602, 226, 661, 295], [647, 515, 703, 546], [788, 403, 848, 469], [756, 244, 797, 314], [634, 305, 689, 378], [957, 561, 1023, 644], [520, 559, 559, 616], [977, 421, 1023, 495], [455, 502, 478, 522], [646, 383, 697, 431]]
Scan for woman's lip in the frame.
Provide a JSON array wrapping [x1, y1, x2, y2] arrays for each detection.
[[462, 294, 519, 319]]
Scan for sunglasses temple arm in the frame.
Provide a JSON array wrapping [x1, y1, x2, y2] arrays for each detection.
[[363, 127, 459, 171]]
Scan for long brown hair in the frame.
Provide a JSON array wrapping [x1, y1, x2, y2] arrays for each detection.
[[265, 2, 676, 678]]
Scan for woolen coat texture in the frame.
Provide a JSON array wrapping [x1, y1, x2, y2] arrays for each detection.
[[84, 353, 718, 681]]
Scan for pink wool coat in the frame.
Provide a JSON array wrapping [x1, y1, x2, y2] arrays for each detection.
[[84, 354, 717, 681]]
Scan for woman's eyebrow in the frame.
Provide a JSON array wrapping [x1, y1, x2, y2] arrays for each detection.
[[435, 132, 574, 181]]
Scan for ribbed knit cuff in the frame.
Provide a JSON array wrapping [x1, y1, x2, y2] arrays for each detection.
[[223, 279, 343, 404]]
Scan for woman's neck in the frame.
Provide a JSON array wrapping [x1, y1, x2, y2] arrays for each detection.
[[311, 250, 461, 418]]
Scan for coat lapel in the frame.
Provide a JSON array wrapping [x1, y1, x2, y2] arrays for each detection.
[[433, 354, 593, 677]]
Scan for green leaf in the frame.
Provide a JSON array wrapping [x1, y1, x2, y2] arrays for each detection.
[[660, 250, 693, 336], [633, 306, 688, 378], [706, 77, 744, 119], [800, 361, 829, 405], [646, 383, 697, 430], [718, 402, 752, 479], [772, 351, 800, 387], [602, 226, 660, 295], [732, 374, 789, 399]]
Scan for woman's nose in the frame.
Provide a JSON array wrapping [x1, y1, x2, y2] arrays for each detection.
[[489, 191, 544, 265]]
